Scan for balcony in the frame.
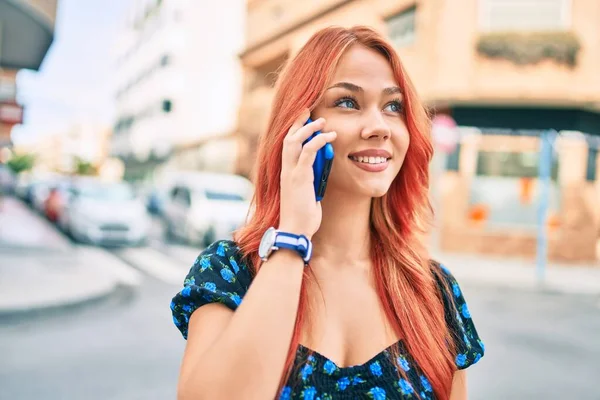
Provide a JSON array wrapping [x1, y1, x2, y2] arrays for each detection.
[[245, 0, 352, 52], [0, 0, 58, 70]]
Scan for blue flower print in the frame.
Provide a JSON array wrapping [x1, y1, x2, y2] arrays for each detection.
[[464, 333, 471, 347], [461, 303, 471, 319], [323, 360, 337, 375], [181, 286, 192, 297], [182, 304, 192, 313], [229, 256, 240, 273], [204, 282, 217, 292], [216, 242, 226, 256], [474, 353, 482, 363], [370, 361, 383, 377], [397, 355, 411, 372], [307, 355, 315, 362], [336, 377, 350, 391], [420, 375, 432, 392], [172, 315, 181, 326], [279, 386, 292, 400], [199, 257, 211, 272], [351, 375, 366, 385], [170, 301, 176, 311], [456, 353, 467, 367], [452, 282, 460, 298], [300, 364, 314, 381], [184, 275, 196, 286], [301, 386, 317, 400], [398, 379, 414, 395], [230, 293, 242, 306], [368, 386, 387, 400], [220, 268, 235, 283]]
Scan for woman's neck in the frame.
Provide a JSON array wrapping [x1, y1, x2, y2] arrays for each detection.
[[311, 194, 372, 265]]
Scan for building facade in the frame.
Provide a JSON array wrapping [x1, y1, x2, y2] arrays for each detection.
[[111, 0, 245, 181], [234, 0, 600, 262], [0, 0, 58, 149]]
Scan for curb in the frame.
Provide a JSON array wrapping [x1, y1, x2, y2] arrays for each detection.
[[0, 283, 136, 322]]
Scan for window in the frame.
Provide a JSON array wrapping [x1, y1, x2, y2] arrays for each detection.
[[480, 0, 570, 32], [469, 150, 561, 229], [162, 99, 172, 113], [386, 6, 416, 48]]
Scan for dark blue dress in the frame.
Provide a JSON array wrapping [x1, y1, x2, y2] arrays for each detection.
[[171, 240, 485, 399]]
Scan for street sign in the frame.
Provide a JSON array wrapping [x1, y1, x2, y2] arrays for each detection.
[[0, 102, 24, 125], [432, 114, 459, 154]]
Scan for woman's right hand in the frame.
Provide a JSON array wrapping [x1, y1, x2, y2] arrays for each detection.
[[279, 109, 336, 239]]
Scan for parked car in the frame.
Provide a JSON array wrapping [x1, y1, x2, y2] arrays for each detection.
[[58, 180, 151, 246], [162, 172, 253, 246]]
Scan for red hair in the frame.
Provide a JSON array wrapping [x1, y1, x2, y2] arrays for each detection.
[[235, 26, 456, 399]]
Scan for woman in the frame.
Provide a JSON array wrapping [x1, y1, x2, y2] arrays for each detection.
[[171, 26, 484, 400]]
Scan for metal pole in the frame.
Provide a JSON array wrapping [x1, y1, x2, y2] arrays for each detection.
[[536, 130, 557, 286]]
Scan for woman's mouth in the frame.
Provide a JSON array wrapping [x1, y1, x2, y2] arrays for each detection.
[[348, 155, 390, 172]]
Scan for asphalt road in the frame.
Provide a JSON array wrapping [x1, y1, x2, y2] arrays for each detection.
[[1, 243, 599, 400]]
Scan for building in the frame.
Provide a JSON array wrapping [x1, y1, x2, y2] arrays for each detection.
[[233, 0, 600, 262], [0, 0, 58, 149], [111, 0, 246, 182]]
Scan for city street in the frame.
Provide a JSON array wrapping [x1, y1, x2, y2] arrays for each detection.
[[0, 211, 599, 399]]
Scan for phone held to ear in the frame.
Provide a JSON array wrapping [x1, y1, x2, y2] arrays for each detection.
[[302, 118, 334, 201]]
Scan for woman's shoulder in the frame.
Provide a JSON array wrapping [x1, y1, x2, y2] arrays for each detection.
[[428, 259, 486, 369], [170, 239, 253, 339]]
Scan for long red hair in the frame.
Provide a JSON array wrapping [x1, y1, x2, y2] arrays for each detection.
[[235, 26, 457, 399]]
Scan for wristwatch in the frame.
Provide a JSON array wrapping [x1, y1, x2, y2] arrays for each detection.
[[258, 227, 312, 264]]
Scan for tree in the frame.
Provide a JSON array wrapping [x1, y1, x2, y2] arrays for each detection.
[[6, 153, 35, 174], [73, 156, 97, 176]]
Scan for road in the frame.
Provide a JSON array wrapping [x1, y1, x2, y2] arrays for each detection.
[[1, 219, 599, 400]]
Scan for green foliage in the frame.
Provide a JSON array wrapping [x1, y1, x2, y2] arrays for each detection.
[[73, 156, 97, 176], [6, 153, 35, 174], [476, 31, 581, 67]]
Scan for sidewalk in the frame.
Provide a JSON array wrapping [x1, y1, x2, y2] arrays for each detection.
[[0, 197, 71, 251], [433, 250, 600, 296], [0, 197, 131, 316]]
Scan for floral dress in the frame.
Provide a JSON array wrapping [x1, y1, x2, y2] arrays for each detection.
[[171, 240, 485, 399]]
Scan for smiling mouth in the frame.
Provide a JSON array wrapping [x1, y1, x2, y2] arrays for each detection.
[[348, 155, 391, 165]]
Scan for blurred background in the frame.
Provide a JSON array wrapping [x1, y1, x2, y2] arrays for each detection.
[[1, 0, 599, 399]]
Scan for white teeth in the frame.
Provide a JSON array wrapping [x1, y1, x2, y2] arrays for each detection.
[[350, 156, 388, 164]]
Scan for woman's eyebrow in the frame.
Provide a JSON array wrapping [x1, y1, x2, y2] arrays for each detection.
[[326, 82, 402, 96], [327, 81, 362, 92]]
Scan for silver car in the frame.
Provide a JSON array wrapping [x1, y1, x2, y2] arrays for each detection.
[[59, 181, 151, 246]]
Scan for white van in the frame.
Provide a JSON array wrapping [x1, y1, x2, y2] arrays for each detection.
[[161, 172, 253, 246]]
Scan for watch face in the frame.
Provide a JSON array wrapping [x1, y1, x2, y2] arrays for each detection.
[[258, 227, 277, 259]]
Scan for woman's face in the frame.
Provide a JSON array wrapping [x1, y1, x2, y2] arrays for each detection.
[[312, 44, 410, 199]]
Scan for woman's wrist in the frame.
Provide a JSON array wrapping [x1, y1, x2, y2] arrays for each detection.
[[277, 224, 313, 241]]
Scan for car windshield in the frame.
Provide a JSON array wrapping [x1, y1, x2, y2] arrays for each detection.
[[204, 190, 245, 202], [77, 184, 135, 201]]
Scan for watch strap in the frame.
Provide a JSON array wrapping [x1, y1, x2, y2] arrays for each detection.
[[274, 231, 312, 263]]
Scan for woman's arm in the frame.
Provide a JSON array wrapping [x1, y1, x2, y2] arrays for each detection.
[[176, 113, 336, 400], [449, 370, 468, 400], [177, 249, 305, 400]]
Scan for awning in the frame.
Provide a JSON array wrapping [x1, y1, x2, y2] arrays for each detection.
[[0, 0, 57, 70]]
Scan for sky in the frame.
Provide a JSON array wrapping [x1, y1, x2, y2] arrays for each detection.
[[11, 0, 131, 145]]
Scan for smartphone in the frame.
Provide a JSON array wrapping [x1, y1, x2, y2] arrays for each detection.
[[302, 118, 334, 201]]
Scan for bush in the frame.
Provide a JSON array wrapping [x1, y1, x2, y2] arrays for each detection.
[[6, 153, 35, 174], [476, 31, 581, 67]]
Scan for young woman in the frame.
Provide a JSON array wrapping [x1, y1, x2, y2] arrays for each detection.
[[170, 26, 484, 400]]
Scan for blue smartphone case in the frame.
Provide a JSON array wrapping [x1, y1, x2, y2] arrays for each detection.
[[302, 118, 334, 201]]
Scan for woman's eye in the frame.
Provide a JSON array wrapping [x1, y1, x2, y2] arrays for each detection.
[[384, 101, 403, 113], [336, 98, 357, 109]]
